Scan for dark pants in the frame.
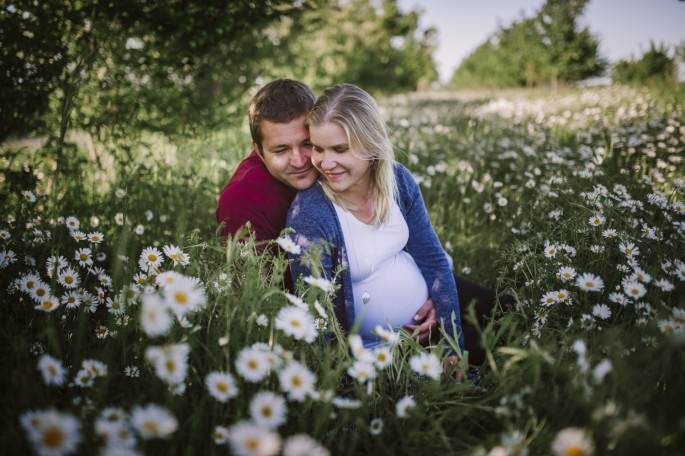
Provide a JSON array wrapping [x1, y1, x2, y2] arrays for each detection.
[[455, 275, 516, 366]]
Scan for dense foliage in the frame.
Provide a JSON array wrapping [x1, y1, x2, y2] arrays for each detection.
[[612, 41, 678, 85], [1, 0, 438, 145], [2, 86, 684, 455], [451, 0, 605, 89]]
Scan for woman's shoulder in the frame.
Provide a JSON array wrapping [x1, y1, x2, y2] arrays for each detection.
[[288, 181, 332, 221], [392, 162, 418, 192]]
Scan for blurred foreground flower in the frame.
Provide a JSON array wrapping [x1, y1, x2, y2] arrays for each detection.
[[20, 409, 81, 456], [551, 427, 594, 456]]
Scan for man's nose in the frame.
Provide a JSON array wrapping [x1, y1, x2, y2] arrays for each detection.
[[290, 147, 310, 167]]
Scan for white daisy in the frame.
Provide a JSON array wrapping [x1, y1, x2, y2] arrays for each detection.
[[22, 190, 36, 202], [145, 343, 189, 385], [540, 291, 557, 306], [395, 395, 416, 418], [275, 306, 316, 343], [37, 354, 66, 386], [622, 280, 646, 299], [602, 228, 618, 238], [139, 247, 164, 271], [609, 292, 627, 305], [19, 273, 40, 293], [588, 214, 605, 226], [30, 281, 51, 302], [249, 391, 287, 429], [88, 231, 104, 244], [134, 224, 145, 235], [35, 296, 60, 312], [73, 368, 95, 387], [675, 262, 685, 282], [592, 304, 611, 320], [58, 267, 80, 289], [593, 359, 612, 382], [213, 425, 229, 445], [557, 266, 577, 282], [284, 293, 308, 310], [227, 421, 281, 456], [46, 255, 68, 276], [369, 418, 383, 436], [0, 249, 17, 268], [235, 347, 272, 383], [409, 352, 442, 380], [303, 276, 331, 292], [163, 276, 206, 316], [575, 273, 604, 292], [282, 434, 330, 456], [154, 270, 183, 288], [331, 397, 362, 409], [124, 366, 140, 378], [20, 409, 81, 455], [130, 404, 178, 439], [61, 291, 81, 309], [550, 427, 594, 456], [372, 347, 393, 369], [654, 279, 674, 292], [140, 293, 173, 337], [543, 243, 558, 258], [75, 248, 93, 267], [65, 216, 80, 230], [114, 213, 125, 226], [162, 244, 190, 267], [278, 360, 316, 401], [71, 230, 87, 242], [618, 241, 640, 257], [205, 372, 239, 403], [347, 360, 377, 383], [275, 236, 301, 255]]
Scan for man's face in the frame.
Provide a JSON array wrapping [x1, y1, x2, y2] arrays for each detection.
[[255, 114, 318, 191]]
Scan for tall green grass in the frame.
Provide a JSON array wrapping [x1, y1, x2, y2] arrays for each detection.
[[1, 85, 683, 455]]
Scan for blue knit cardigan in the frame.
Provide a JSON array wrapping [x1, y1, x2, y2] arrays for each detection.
[[286, 162, 463, 349]]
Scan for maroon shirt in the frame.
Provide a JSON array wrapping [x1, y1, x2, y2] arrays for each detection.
[[216, 150, 297, 243]]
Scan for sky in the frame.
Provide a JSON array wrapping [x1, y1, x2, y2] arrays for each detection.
[[397, 0, 685, 83]]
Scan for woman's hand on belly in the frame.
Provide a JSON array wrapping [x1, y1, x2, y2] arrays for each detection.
[[403, 297, 439, 346]]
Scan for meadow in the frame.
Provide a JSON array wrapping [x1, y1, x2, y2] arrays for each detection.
[[1, 85, 684, 456]]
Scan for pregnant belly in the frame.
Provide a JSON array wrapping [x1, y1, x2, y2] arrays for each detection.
[[353, 251, 429, 346]]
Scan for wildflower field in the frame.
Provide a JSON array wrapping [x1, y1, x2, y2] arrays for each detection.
[[1, 85, 684, 456]]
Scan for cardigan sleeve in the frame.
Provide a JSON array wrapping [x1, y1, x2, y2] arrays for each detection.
[[396, 164, 464, 351], [285, 190, 351, 330]]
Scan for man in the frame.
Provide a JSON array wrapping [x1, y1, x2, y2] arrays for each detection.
[[217, 79, 509, 363]]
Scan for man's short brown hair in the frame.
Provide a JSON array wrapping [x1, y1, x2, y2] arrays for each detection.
[[249, 79, 316, 153]]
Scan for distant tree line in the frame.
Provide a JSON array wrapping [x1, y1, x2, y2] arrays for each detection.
[[612, 41, 681, 85], [451, 0, 605, 89], [0, 0, 437, 143]]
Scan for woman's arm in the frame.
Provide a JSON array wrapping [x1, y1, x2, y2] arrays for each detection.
[[397, 164, 464, 350]]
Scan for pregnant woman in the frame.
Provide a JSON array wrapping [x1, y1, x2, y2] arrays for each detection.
[[286, 83, 463, 352]]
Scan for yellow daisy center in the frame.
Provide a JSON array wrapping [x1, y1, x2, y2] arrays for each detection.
[[42, 426, 65, 448]]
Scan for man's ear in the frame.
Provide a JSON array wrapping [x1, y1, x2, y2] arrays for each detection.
[[252, 141, 263, 158]]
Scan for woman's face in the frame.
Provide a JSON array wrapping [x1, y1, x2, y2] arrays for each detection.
[[310, 122, 372, 199]]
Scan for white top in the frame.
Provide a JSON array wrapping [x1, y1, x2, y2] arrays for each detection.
[[334, 200, 429, 347]]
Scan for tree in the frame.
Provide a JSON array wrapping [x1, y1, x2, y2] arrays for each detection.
[[451, 0, 605, 89], [612, 42, 676, 84], [261, 0, 438, 96], [0, 0, 310, 143]]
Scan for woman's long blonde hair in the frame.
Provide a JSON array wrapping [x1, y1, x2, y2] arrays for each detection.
[[306, 84, 397, 226]]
